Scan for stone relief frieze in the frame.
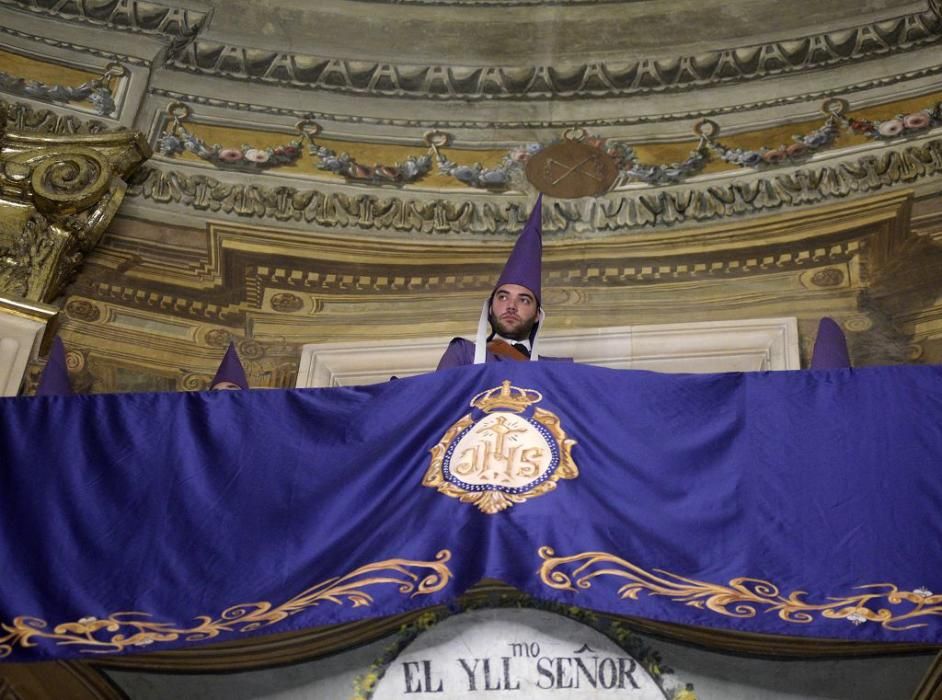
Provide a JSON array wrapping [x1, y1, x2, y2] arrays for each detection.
[[149, 62, 942, 130], [165, 5, 942, 100], [1, 100, 119, 134], [127, 138, 942, 234], [0, 0, 207, 40]]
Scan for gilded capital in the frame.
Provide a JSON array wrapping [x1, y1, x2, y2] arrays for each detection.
[[0, 109, 151, 304]]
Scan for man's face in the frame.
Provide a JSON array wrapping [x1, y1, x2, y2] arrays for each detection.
[[489, 283, 539, 341], [212, 381, 243, 391]]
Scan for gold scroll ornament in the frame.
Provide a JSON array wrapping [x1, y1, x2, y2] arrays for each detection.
[[0, 551, 452, 656], [538, 547, 942, 631]]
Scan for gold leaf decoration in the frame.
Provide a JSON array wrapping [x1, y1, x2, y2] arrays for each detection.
[[0, 550, 451, 657], [538, 547, 942, 631]]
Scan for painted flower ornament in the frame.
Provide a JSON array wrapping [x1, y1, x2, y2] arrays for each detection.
[[852, 106, 939, 139], [877, 119, 905, 138], [243, 148, 271, 164], [902, 111, 931, 130], [156, 97, 940, 188], [157, 102, 305, 171], [217, 148, 244, 162]]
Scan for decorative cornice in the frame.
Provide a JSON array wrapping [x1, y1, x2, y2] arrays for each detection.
[[166, 5, 942, 100], [0, 25, 149, 66], [0, 0, 208, 41], [85, 192, 907, 332], [126, 137, 942, 234], [150, 62, 942, 129]]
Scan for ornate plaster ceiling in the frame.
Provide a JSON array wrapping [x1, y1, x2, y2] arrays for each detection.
[[2, 0, 941, 232]]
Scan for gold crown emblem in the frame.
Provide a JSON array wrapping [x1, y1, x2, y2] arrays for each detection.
[[471, 380, 543, 413]]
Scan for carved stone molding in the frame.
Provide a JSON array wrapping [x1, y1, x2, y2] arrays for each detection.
[[0, 100, 120, 135], [82, 193, 909, 336], [150, 65, 942, 129], [0, 25, 149, 67], [0, 112, 151, 303], [166, 5, 942, 101], [126, 137, 942, 234], [0, 0, 208, 41]]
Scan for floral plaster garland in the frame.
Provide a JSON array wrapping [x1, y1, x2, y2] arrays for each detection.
[[302, 120, 432, 185], [153, 98, 942, 191], [0, 63, 124, 116], [427, 129, 540, 189], [157, 103, 304, 171], [700, 98, 941, 173], [128, 138, 942, 232], [436, 98, 942, 189]]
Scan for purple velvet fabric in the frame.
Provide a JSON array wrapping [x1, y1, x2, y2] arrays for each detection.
[[436, 337, 572, 370], [810, 317, 851, 369], [35, 337, 74, 397], [212, 341, 249, 389], [494, 194, 543, 303]]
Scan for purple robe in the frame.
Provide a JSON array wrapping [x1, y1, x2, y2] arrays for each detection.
[[436, 337, 573, 371]]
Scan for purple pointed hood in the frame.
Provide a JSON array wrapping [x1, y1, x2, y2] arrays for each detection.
[[474, 195, 547, 363], [494, 194, 543, 303], [810, 317, 851, 369], [36, 336, 74, 396], [211, 342, 249, 390]]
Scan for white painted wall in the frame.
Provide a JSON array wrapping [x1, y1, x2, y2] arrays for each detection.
[[296, 317, 800, 388], [0, 306, 52, 396]]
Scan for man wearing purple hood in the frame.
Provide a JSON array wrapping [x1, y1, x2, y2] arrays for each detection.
[[211, 341, 249, 390], [35, 336, 74, 396], [436, 195, 573, 369]]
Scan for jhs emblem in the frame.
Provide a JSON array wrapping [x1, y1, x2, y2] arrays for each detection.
[[424, 381, 578, 514]]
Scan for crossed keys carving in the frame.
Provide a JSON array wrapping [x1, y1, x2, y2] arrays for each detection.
[[543, 154, 607, 186], [526, 140, 617, 197]]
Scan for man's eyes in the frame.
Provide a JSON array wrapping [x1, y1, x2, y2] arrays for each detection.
[[496, 293, 532, 304]]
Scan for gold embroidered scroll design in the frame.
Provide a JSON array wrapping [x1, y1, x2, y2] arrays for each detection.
[[538, 547, 941, 631], [0, 550, 452, 657]]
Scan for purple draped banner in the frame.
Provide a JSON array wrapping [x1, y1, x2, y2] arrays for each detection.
[[1, 362, 941, 661]]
